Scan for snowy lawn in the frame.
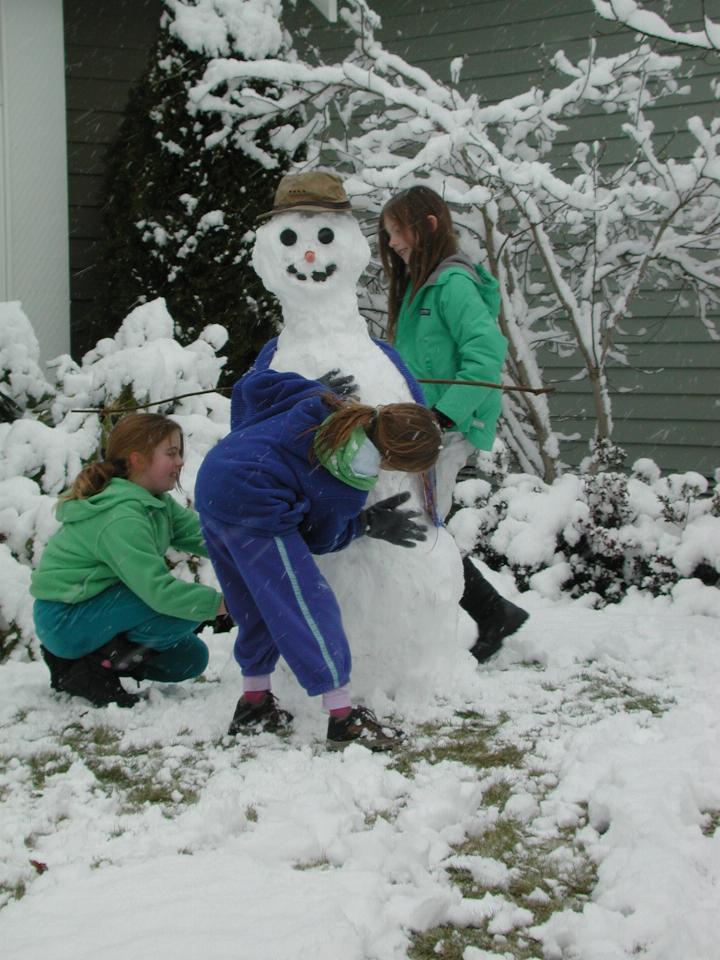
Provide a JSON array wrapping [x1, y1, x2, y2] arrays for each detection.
[[1, 584, 718, 960]]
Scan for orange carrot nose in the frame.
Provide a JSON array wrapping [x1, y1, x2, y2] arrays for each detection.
[[304, 250, 316, 263]]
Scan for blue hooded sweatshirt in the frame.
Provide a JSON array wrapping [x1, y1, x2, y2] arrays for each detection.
[[195, 368, 368, 554]]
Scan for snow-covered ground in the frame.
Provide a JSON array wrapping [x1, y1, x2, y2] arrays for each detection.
[[1, 577, 719, 960], [1, 299, 719, 959]]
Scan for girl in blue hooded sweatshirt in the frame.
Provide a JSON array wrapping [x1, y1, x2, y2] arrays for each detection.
[[195, 367, 441, 752], [379, 185, 529, 662]]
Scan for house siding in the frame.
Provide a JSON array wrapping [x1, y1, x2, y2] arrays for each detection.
[[60, 0, 718, 475], [63, 0, 162, 348], [282, 0, 720, 476]]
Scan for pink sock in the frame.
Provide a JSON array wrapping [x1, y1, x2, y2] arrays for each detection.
[[323, 685, 351, 717], [243, 690, 267, 705], [243, 675, 271, 704], [329, 706, 352, 719]]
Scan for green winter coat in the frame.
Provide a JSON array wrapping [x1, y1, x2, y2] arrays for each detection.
[[393, 256, 508, 450], [31, 478, 222, 621]]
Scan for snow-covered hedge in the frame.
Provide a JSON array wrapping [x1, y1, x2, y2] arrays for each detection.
[[1, 302, 717, 660], [0, 301, 230, 661], [449, 457, 720, 608]]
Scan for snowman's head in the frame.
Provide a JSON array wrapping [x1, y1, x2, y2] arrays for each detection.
[[251, 211, 371, 304]]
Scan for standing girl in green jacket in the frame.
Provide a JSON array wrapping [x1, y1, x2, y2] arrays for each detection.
[[31, 413, 226, 708], [379, 185, 529, 661]]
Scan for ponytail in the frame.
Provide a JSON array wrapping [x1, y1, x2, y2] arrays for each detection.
[[61, 459, 128, 501], [61, 412, 182, 502], [314, 394, 441, 474], [314, 394, 378, 461]]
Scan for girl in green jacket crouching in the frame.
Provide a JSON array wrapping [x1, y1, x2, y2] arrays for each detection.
[[31, 413, 226, 708], [379, 185, 529, 662]]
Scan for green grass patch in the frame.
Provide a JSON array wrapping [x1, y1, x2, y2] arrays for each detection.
[[402, 711, 598, 960], [701, 810, 720, 837], [0, 880, 27, 911], [55, 722, 205, 815], [395, 712, 522, 776], [293, 857, 331, 871], [26, 750, 74, 791], [576, 668, 672, 716]]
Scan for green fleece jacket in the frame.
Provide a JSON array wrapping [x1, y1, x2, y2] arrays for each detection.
[[394, 256, 508, 450], [31, 478, 222, 621]]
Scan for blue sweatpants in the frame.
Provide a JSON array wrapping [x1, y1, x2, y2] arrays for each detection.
[[33, 583, 209, 682], [200, 516, 351, 696]]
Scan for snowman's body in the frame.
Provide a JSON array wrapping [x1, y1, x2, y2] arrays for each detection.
[[251, 211, 473, 712]]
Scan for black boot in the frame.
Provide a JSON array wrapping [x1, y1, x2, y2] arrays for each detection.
[[40, 646, 75, 691], [92, 633, 159, 680], [53, 653, 140, 708], [42, 637, 142, 707], [228, 693, 294, 735], [461, 556, 529, 663]]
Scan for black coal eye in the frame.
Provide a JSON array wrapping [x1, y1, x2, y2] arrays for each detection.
[[280, 229, 297, 246], [317, 227, 334, 245]]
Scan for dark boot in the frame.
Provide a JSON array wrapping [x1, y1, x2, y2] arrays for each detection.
[[326, 706, 404, 753], [461, 556, 529, 663], [228, 692, 293, 735], [42, 637, 142, 707], [40, 646, 75, 691], [53, 654, 140, 708], [92, 633, 159, 680]]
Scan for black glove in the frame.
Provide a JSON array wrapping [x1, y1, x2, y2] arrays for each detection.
[[194, 611, 236, 635], [432, 407, 455, 430], [359, 491, 427, 548], [317, 368, 359, 398]]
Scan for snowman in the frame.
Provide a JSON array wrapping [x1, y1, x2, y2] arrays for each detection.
[[248, 172, 476, 716]]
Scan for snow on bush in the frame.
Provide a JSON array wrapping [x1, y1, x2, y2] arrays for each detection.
[[0, 299, 230, 661], [449, 453, 720, 608], [2, 300, 717, 660], [167, 0, 285, 60], [0, 302, 53, 409]]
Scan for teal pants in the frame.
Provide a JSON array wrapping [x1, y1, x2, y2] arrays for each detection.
[[33, 584, 208, 682]]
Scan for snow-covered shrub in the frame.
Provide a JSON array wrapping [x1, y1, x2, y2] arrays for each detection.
[[449, 459, 720, 607], [0, 303, 53, 414], [0, 300, 230, 661], [50, 298, 227, 426]]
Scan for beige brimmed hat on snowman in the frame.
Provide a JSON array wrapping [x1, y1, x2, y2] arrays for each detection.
[[259, 171, 352, 220]]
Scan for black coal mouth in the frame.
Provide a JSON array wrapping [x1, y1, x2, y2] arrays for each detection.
[[287, 263, 338, 283]]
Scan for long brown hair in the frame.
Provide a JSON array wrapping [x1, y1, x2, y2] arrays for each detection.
[[314, 395, 441, 473], [63, 413, 183, 501], [379, 186, 459, 341]]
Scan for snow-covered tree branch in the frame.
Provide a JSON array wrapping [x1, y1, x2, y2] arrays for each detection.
[[186, 0, 720, 481], [592, 0, 720, 50]]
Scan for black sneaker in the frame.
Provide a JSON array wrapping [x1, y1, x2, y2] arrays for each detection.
[[327, 706, 404, 753], [227, 692, 293, 735], [470, 597, 529, 663], [55, 655, 140, 708]]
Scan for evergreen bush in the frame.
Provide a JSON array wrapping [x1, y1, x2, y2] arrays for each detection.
[[89, 7, 303, 381]]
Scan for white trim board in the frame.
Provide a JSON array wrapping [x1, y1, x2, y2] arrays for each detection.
[[0, 0, 69, 363]]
